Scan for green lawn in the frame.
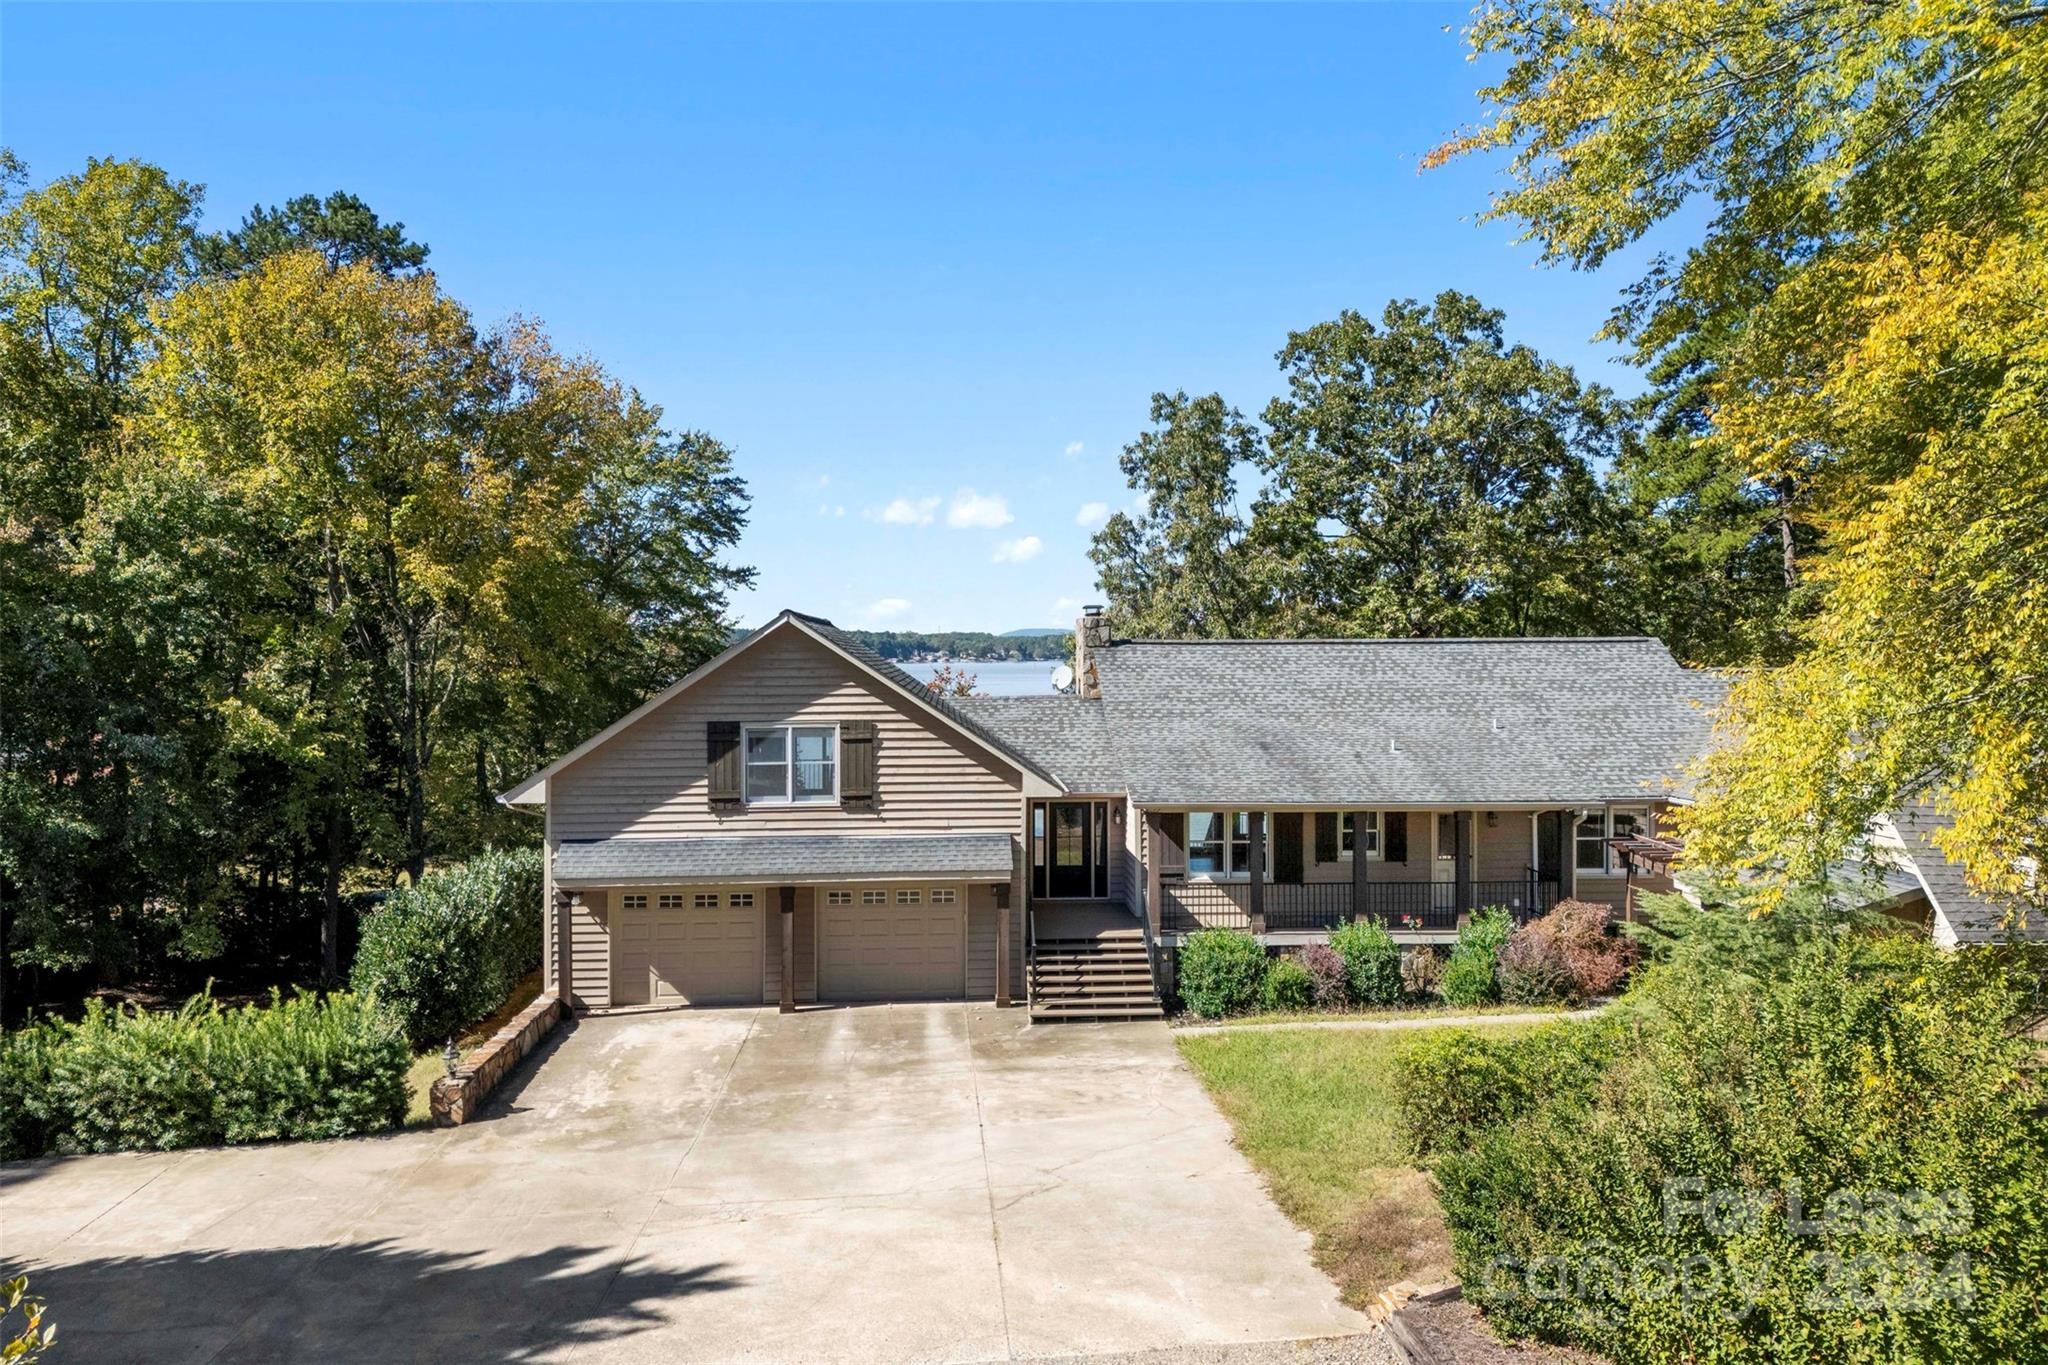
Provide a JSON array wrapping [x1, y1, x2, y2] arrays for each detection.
[[1176, 1021, 1538, 1306]]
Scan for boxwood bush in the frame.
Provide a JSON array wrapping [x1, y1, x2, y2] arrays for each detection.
[[2, 989, 408, 1159], [1176, 928, 1268, 1018], [1328, 919, 1403, 1005], [350, 847, 542, 1050]]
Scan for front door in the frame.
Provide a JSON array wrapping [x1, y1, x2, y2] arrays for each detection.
[[1048, 802, 1094, 898]]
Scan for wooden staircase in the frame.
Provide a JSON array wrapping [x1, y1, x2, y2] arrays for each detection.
[[1028, 923, 1164, 1023]]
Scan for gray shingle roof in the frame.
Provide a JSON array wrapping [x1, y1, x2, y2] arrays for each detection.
[[950, 696, 1124, 793], [552, 833, 1014, 886], [1088, 636, 1726, 805], [1892, 803, 2046, 944]]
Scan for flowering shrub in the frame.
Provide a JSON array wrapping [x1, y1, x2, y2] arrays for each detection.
[[1295, 943, 1351, 1009]]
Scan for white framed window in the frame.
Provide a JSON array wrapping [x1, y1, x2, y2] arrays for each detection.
[[861, 889, 887, 905], [826, 890, 853, 906], [1187, 811, 1270, 880], [728, 891, 755, 908], [621, 893, 647, 911], [1576, 807, 1648, 874], [658, 893, 685, 911], [743, 724, 837, 804], [692, 892, 719, 909], [930, 888, 957, 905], [1339, 811, 1381, 861], [896, 889, 921, 904]]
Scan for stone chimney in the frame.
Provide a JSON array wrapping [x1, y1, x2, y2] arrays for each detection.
[[1075, 604, 1110, 700]]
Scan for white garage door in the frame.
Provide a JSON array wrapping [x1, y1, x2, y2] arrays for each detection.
[[818, 885, 966, 1002], [611, 890, 763, 1006]]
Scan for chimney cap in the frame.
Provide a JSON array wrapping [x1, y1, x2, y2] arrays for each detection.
[[1083, 603, 1105, 615]]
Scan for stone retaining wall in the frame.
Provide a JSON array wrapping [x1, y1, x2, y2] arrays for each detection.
[[429, 994, 565, 1126]]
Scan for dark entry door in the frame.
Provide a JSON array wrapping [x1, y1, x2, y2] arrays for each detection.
[[1048, 802, 1093, 898]]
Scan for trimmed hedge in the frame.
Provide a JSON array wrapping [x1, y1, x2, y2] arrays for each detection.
[[1404, 935, 2048, 1363], [1329, 919, 1403, 1005], [1177, 928, 1268, 1018], [1, 989, 408, 1159], [350, 847, 542, 1050]]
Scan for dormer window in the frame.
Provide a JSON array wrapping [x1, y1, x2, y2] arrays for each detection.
[[744, 725, 837, 803]]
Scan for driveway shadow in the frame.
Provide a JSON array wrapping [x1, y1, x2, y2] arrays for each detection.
[[21, 1238, 739, 1364]]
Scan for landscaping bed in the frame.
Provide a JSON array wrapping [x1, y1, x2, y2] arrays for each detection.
[[1175, 1020, 1540, 1306]]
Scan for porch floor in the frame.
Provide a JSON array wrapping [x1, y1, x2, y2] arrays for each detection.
[[1031, 900, 1140, 940]]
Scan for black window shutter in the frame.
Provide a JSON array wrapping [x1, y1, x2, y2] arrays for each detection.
[[841, 720, 877, 807], [1384, 811, 1408, 863], [1314, 812, 1339, 864], [706, 722, 742, 806], [1273, 812, 1304, 884]]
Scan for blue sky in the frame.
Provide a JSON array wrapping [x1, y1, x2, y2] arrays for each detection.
[[4, 3, 1647, 634]]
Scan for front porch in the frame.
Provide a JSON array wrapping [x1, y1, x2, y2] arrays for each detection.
[[1158, 877, 1561, 935]]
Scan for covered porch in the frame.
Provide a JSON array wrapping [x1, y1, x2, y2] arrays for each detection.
[[1141, 806, 1574, 938]]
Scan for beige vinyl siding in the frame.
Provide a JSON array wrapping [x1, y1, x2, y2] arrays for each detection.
[[1303, 810, 1431, 884], [966, 882, 1000, 998], [569, 889, 612, 1009], [549, 628, 1021, 842], [1475, 812, 1532, 881], [760, 890, 819, 1004], [1573, 875, 1626, 911]]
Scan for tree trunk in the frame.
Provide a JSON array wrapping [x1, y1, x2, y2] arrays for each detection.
[[321, 800, 344, 982], [1774, 478, 1798, 588]]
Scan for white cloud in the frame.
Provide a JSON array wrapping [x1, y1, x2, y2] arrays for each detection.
[[946, 489, 1013, 529], [992, 535, 1043, 564], [866, 496, 940, 526], [1075, 500, 1110, 528], [865, 597, 912, 623], [818, 503, 845, 518], [1064, 441, 1084, 458], [812, 473, 832, 490]]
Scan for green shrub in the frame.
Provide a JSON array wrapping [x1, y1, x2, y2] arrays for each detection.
[[1420, 934, 2048, 1363], [18, 988, 407, 1157], [350, 847, 541, 1050], [0, 1024, 61, 1162], [1438, 906, 1514, 1006], [1177, 929, 1268, 1018], [1393, 1017, 1625, 1160], [1329, 919, 1404, 1005], [1261, 955, 1316, 1012]]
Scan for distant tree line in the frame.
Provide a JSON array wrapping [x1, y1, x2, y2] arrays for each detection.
[[741, 628, 1073, 662], [0, 154, 751, 1014]]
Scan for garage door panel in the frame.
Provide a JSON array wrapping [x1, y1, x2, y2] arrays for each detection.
[[819, 887, 965, 1001], [611, 892, 763, 1006]]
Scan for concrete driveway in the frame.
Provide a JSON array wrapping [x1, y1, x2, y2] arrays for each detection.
[[3, 1004, 1367, 1363]]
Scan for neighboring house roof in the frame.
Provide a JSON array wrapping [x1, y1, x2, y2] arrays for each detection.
[[1887, 803, 2046, 946], [950, 696, 1125, 793], [551, 832, 1015, 886], [497, 610, 1062, 805], [967, 635, 1724, 807]]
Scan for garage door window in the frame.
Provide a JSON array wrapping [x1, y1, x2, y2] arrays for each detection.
[[658, 893, 685, 911], [826, 890, 852, 905], [693, 892, 719, 908], [729, 891, 755, 908], [861, 889, 887, 904], [621, 893, 647, 911], [896, 889, 921, 904], [931, 888, 957, 904]]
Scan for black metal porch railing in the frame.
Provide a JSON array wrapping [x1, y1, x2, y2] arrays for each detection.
[[1159, 878, 1561, 934]]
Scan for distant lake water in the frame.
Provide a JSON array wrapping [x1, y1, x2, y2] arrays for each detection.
[[900, 659, 1064, 697]]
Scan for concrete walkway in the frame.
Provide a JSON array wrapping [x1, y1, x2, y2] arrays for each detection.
[[1173, 1007, 1600, 1037], [4, 1004, 1368, 1363]]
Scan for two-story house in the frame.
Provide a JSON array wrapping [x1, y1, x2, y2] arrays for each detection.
[[500, 606, 1725, 1020]]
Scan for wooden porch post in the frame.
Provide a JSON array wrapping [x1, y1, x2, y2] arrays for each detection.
[[1246, 811, 1266, 935], [778, 886, 795, 1013], [993, 883, 1013, 1007], [1351, 811, 1370, 921], [1454, 811, 1473, 917], [1143, 810, 1164, 940]]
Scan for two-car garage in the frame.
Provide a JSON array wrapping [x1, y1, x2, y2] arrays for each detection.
[[609, 882, 967, 1006]]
